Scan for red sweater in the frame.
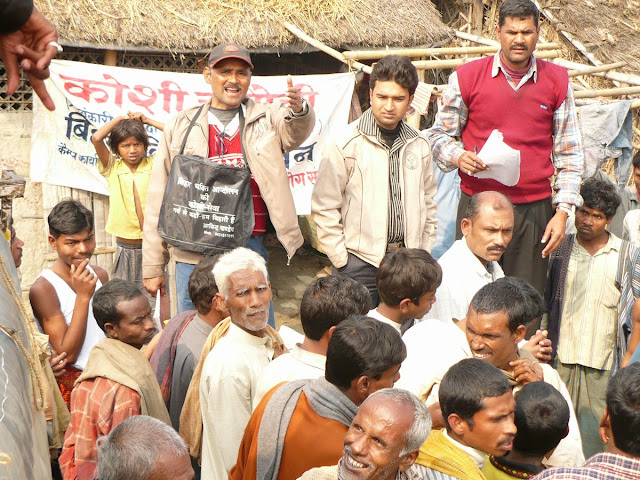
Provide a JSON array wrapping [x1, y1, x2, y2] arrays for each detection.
[[209, 125, 268, 235], [457, 56, 568, 204]]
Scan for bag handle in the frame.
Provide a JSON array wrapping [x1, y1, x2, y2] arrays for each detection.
[[179, 103, 207, 155]]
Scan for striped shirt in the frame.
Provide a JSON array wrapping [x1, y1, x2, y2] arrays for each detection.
[[557, 233, 622, 370], [534, 452, 640, 479], [358, 109, 419, 243], [427, 52, 583, 208]]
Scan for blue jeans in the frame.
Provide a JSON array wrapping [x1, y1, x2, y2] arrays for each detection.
[[175, 235, 276, 328]]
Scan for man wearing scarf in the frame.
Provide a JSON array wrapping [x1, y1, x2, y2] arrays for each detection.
[[415, 359, 516, 480], [59, 279, 170, 480], [229, 316, 406, 480]]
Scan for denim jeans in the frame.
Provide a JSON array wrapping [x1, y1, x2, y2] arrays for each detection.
[[175, 235, 276, 328]]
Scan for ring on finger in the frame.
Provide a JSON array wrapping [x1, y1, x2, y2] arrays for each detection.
[[474, 161, 477, 168]]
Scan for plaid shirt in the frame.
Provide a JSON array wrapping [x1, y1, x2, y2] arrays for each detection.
[[427, 52, 584, 207], [59, 377, 141, 480], [534, 452, 640, 479]]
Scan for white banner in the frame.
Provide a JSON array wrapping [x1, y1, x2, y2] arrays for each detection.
[[31, 60, 355, 214]]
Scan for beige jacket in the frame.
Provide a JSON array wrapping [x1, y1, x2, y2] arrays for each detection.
[[311, 112, 437, 268], [143, 97, 315, 278]]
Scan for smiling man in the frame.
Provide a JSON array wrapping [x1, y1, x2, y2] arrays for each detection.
[[59, 279, 170, 480], [299, 388, 431, 480], [545, 176, 640, 458], [143, 42, 315, 314], [426, 191, 513, 323], [312, 55, 437, 306], [229, 316, 406, 480], [427, 0, 584, 296]]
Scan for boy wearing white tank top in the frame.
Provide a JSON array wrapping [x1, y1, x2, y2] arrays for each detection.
[[29, 200, 109, 407]]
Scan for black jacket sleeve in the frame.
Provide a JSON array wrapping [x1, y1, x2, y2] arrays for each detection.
[[0, 0, 34, 35]]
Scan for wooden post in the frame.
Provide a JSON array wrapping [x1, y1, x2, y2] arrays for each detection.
[[472, 0, 484, 35], [104, 49, 117, 66]]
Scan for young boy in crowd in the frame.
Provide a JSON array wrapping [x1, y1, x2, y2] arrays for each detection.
[[91, 112, 164, 294], [59, 279, 170, 480], [483, 381, 570, 479], [367, 248, 442, 334], [29, 200, 108, 408]]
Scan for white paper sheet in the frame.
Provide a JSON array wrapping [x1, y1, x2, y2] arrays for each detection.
[[474, 129, 521, 187]]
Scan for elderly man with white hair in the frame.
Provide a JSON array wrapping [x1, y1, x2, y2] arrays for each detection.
[[197, 247, 285, 479], [97, 415, 194, 480], [299, 388, 431, 480]]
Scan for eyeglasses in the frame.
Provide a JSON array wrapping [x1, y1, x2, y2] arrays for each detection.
[[214, 132, 228, 158]]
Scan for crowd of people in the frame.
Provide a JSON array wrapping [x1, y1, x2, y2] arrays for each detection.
[[2, 0, 640, 479]]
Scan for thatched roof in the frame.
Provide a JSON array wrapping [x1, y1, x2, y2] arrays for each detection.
[[535, 0, 640, 72], [37, 0, 451, 52]]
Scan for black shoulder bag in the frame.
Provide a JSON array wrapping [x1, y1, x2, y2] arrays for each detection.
[[157, 104, 255, 254]]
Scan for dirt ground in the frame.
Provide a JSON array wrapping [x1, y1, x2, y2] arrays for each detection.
[[265, 234, 331, 334]]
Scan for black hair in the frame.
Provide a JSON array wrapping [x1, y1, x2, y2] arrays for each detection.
[[607, 362, 640, 456], [369, 55, 419, 96], [512, 382, 570, 456], [376, 248, 442, 307], [470, 278, 531, 332], [580, 177, 621, 219], [503, 277, 544, 327], [632, 150, 640, 170], [325, 316, 406, 391], [107, 118, 150, 154], [439, 358, 512, 430], [499, 0, 539, 28], [300, 275, 371, 341], [463, 191, 513, 221], [188, 255, 221, 315], [92, 279, 147, 332], [48, 199, 94, 239]]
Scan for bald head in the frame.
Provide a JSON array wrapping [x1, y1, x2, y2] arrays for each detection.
[[464, 191, 513, 221], [461, 192, 514, 263]]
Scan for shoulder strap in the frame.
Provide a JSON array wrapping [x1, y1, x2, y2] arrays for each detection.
[[179, 103, 207, 155]]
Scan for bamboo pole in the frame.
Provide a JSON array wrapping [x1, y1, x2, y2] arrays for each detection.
[[413, 49, 561, 70], [472, 0, 484, 35], [342, 43, 560, 60], [455, 30, 499, 46], [574, 86, 640, 99], [282, 22, 372, 74], [553, 58, 640, 87], [568, 62, 627, 77]]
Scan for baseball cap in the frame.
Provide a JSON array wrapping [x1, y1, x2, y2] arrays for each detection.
[[208, 42, 254, 69]]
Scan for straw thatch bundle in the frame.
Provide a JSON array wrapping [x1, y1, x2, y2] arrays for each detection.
[[537, 0, 640, 72], [37, 0, 451, 51]]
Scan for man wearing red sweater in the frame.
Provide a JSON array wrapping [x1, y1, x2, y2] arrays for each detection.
[[427, 0, 584, 296]]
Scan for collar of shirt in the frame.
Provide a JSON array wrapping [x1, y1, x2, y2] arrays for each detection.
[[227, 321, 274, 349], [289, 344, 326, 371], [576, 232, 621, 257], [191, 313, 215, 337], [207, 103, 246, 134], [443, 429, 487, 469], [114, 155, 152, 175], [459, 238, 501, 281], [492, 50, 538, 88], [357, 108, 418, 151]]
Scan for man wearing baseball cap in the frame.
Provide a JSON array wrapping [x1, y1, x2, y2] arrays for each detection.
[[143, 42, 315, 316]]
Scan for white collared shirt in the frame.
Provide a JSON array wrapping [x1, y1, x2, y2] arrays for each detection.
[[252, 343, 326, 409], [443, 430, 487, 469], [200, 322, 274, 479], [367, 308, 403, 335], [423, 239, 504, 324]]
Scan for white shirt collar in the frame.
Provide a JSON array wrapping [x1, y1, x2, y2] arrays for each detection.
[[443, 430, 487, 469], [491, 50, 538, 87], [289, 344, 326, 371]]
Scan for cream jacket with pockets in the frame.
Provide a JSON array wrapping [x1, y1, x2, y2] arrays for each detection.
[[311, 117, 437, 269], [143, 97, 315, 278]]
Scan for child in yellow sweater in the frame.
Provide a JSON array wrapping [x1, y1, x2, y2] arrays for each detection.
[[92, 112, 164, 290]]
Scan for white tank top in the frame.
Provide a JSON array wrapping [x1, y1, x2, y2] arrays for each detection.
[[37, 266, 106, 370]]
